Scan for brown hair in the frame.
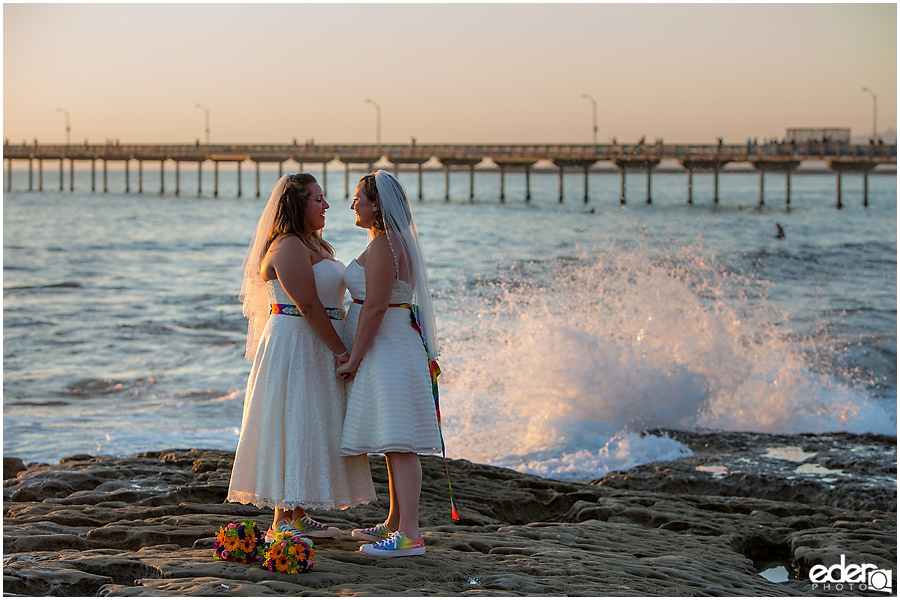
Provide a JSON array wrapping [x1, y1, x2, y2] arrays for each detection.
[[265, 173, 334, 257], [358, 173, 386, 235]]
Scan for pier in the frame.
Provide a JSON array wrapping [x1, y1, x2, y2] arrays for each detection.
[[4, 141, 896, 208]]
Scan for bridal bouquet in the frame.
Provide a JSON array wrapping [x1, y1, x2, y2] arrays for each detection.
[[213, 520, 265, 563], [264, 530, 315, 574]]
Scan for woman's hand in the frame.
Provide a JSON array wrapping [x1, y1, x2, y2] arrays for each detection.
[[336, 360, 358, 381]]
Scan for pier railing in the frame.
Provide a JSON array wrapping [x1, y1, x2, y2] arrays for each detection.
[[3, 141, 897, 163], [4, 141, 895, 208]]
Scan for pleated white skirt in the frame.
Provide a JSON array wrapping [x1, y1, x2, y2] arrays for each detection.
[[341, 305, 442, 456]]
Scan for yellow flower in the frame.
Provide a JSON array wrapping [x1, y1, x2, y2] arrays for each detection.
[[272, 531, 289, 544]]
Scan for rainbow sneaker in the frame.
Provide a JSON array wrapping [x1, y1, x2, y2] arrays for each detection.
[[291, 514, 340, 538], [265, 520, 314, 547], [360, 531, 425, 557], [351, 522, 393, 543]]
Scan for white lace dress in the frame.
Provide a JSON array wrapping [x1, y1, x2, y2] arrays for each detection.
[[227, 259, 376, 510], [340, 259, 442, 456]]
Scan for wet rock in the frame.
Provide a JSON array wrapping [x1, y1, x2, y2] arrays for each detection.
[[2, 435, 895, 596], [600, 430, 897, 512], [3, 557, 114, 597], [8, 479, 78, 502], [4, 457, 26, 480]]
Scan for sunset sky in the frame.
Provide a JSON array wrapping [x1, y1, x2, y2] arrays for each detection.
[[4, 3, 897, 146]]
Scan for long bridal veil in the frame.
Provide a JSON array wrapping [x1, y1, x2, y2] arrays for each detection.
[[239, 174, 290, 360], [373, 170, 440, 359]]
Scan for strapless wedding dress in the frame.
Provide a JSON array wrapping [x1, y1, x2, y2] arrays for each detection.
[[228, 259, 375, 510]]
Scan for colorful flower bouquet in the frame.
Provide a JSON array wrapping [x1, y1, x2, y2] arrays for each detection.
[[264, 530, 315, 574], [213, 520, 265, 563]]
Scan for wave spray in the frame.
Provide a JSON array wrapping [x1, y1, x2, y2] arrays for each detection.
[[439, 241, 894, 481]]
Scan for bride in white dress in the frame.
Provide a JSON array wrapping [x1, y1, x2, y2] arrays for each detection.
[[337, 170, 444, 557], [227, 173, 375, 543]]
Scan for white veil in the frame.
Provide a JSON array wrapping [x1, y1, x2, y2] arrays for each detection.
[[373, 170, 440, 359], [239, 173, 290, 360]]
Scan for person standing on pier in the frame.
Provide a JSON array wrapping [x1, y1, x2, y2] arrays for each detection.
[[227, 173, 375, 543], [337, 171, 447, 557]]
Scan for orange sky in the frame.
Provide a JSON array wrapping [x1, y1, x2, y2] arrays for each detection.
[[4, 3, 897, 145]]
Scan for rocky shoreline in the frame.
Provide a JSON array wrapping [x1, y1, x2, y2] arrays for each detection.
[[3, 431, 896, 596]]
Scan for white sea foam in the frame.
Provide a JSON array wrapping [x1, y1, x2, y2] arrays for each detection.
[[439, 243, 896, 481]]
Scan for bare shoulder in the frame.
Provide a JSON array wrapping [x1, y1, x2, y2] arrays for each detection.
[[271, 235, 305, 253], [272, 234, 301, 250], [270, 235, 315, 264], [365, 234, 394, 263], [368, 233, 391, 252]]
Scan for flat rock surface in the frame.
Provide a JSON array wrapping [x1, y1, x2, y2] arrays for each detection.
[[3, 431, 896, 596]]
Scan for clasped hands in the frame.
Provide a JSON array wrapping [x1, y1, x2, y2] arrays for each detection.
[[335, 352, 357, 381]]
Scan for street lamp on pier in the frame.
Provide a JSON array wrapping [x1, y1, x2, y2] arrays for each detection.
[[56, 107, 70, 146], [195, 104, 210, 145], [581, 94, 598, 149], [861, 88, 877, 142], [365, 99, 381, 147]]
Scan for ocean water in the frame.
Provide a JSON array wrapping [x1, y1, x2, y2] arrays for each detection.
[[3, 163, 897, 482]]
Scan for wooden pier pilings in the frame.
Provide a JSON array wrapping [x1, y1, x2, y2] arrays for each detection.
[[3, 141, 896, 207]]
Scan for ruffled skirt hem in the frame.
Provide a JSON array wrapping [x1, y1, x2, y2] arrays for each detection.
[[225, 489, 373, 511], [341, 445, 441, 457]]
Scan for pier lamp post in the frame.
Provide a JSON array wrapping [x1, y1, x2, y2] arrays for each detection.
[[581, 94, 598, 149], [861, 88, 877, 141], [195, 103, 210, 145], [365, 99, 381, 148], [56, 107, 70, 146]]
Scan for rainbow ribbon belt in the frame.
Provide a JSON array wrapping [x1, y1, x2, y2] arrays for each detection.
[[270, 304, 346, 321], [352, 298, 460, 520]]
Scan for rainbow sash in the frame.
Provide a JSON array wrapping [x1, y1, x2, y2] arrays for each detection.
[[270, 304, 345, 321], [352, 298, 460, 520]]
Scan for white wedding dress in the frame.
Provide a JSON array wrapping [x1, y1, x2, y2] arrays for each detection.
[[340, 259, 442, 456], [228, 259, 375, 510]]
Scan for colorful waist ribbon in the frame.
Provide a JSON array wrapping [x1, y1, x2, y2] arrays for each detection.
[[270, 304, 345, 321], [352, 298, 459, 520]]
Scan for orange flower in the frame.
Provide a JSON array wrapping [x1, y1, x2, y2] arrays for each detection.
[[223, 536, 239, 552], [275, 555, 290, 571]]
